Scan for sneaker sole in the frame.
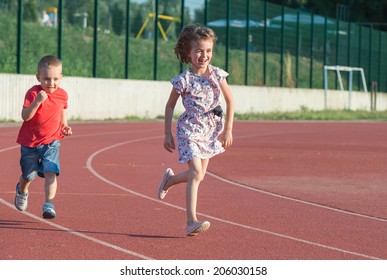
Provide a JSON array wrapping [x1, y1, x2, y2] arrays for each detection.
[[186, 221, 211, 236], [43, 211, 56, 219], [14, 183, 28, 211], [14, 196, 27, 211]]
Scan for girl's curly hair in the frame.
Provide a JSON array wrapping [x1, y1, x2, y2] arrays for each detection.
[[174, 24, 218, 64]]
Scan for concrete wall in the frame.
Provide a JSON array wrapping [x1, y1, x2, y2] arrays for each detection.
[[1, 73, 386, 121]]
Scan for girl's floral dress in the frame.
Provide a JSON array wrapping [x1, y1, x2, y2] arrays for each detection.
[[170, 65, 228, 164]]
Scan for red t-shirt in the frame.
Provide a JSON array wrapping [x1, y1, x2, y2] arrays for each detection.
[[17, 85, 68, 147]]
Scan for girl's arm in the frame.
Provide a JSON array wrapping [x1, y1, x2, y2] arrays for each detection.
[[164, 88, 180, 152], [219, 79, 234, 148], [61, 109, 72, 136]]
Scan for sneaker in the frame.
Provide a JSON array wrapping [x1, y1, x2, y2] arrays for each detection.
[[157, 168, 174, 200], [186, 221, 211, 236], [42, 202, 56, 219], [14, 183, 28, 211]]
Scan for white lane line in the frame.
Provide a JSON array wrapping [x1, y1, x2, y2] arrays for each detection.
[[2, 127, 383, 260], [0, 145, 18, 153], [86, 138, 381, 260], [0, 137, 156, 260], [207, 172, 387, 223], [0, 198, 153, 260]]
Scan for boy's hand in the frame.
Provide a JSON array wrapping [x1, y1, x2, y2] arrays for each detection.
[[61, 125, 72, 136], [36, 90, 48, 104]]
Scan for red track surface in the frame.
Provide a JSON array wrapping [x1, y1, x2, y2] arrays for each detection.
[[1, 121, 386, 260]]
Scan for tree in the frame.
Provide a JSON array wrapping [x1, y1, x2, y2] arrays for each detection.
[[23, 0, 39, 23], [111, 2, 124, 35]]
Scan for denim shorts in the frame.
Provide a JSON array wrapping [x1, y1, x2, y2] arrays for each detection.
[[20, 140, 61, 181]]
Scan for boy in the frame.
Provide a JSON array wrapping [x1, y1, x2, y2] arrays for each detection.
[[15, 55, 72, 219]]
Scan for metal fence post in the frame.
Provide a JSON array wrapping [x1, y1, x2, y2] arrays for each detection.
[[358, 27, 362, 91], [377, 30, 381, 89], [371, 81, 377, 111], [204, 0, 208, 25], [57, 0, 63, 59], [323, 16, 327, 65], [347, 22, 351, 67], [309, 13, 314, 88], [244, 0, 250, 86], [225, 0, 230, 73], [153, 0, 159, 80], [368, 26, 372, 89], [280, 3, 284, 87], [296, 11, 300, 88], [17, 0, 22, 74], [179, 0, 185, 74], [263, 0, 267, 85], [335, 18, 339, 89], [125, 0, 130, 79], [93, 0, 99, 78]]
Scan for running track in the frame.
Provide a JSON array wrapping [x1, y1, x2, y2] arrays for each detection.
[[1, 121, 386, 260]]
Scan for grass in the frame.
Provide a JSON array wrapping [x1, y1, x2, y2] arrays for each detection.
[[65, 108, 387, 122], [2, 108, 387, 124], [234, 108, 387, 121], [71, 109, 387, 122]]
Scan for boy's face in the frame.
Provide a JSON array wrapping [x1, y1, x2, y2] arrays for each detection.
[[36, 65, 63, 93]]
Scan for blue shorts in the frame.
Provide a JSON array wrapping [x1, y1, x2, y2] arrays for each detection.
[[20, 140, 61, 181]]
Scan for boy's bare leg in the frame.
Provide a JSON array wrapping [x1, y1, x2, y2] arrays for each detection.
[[44, 172, 57, 203], [18, 176, 32, 194]]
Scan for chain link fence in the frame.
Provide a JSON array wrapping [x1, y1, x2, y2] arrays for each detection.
[[0, 0, 386, 92]]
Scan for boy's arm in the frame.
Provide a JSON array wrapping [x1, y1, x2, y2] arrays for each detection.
[[61, 109, 72, 136], [21, 90, 48, 121]]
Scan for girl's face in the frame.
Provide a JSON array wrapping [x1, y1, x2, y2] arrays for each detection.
[[189, 39, 213, 75], [36, 65, 63, 93]]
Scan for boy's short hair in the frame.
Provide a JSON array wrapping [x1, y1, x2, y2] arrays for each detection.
[[174, 24, 218, 64], [37, 55, 62, 73]]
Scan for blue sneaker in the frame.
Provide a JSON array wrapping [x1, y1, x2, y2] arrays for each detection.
[[14, 183, 28, 211], [42, 202, 56, 219]]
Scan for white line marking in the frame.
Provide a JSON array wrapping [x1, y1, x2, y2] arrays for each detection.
[[0, 198, 153, 260], [0, 145, 18, 153], [1, 126, 383, 260], [207, 172, 387, 223], [86, 137, 381, 260], [0, 136, 156, 260]]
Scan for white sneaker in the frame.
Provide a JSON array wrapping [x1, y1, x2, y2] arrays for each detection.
[[42, 202, 56, 219], [157, 168, 174, 200], [14, 183, 28, 211], [186, 221, 211, 236]]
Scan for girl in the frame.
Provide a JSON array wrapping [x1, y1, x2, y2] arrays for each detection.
[[157, 24, 234, 236]]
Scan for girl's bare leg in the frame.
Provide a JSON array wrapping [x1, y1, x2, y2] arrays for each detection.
[[186, 158, 209, 225], [164, 169, 189, 191]]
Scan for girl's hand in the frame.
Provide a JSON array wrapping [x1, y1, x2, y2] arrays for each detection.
[[220, 130, 233, 148], [61, 125, 72, 136], [164, 133, 175, 153]]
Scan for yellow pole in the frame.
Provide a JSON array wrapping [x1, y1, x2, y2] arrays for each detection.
[[157, 21, 167, 40], [136, 17, 150, 39]]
